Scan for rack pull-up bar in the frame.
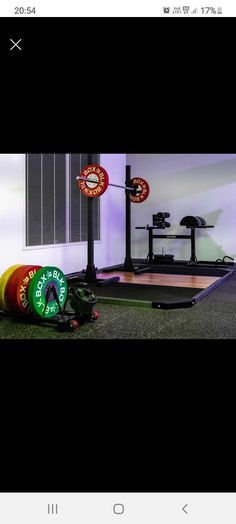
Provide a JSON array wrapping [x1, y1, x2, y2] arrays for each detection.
[[84, 156, 97, 282]]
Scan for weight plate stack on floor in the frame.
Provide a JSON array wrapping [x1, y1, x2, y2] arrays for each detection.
[[28, 266, 68, 318], [5, 265, 42, 314], [70, 287, 97, 316], [0, 264, 24, 311]]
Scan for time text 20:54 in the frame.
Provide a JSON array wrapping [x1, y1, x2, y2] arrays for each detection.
[[15, 6, 36, 14]]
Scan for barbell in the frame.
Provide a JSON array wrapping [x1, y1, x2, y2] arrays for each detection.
[[77, 175, 139, 192], [76, 164, 150, 203]]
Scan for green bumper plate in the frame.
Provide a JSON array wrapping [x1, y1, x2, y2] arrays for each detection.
[[28, 266, 67, 318]]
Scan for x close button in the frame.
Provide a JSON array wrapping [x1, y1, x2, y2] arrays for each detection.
[[10, 38, 22, 51]]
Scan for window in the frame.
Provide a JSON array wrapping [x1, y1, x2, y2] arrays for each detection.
[[25, 154, 100, 246]]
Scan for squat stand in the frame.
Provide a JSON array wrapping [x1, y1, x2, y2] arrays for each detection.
[[83, 195, 120, 285], [82, 154, 119, 285], [84, 196, 97, 282], [124, 165, 135, 271], [67, 162, 143, 283]]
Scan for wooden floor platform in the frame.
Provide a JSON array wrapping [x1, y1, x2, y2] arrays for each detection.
[[97, 271, 221, 289]]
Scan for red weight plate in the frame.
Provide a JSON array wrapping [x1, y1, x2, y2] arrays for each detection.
[[15, 265, 43, 314], [129, 177, 150, 203], [3, 265, 29, 311], [6, 265, 33, 313], [6, 264, 42, 314], [78, 164, 109, 198], [6, 265, 34, 313]]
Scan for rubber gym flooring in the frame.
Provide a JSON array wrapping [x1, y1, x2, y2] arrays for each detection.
[[0, 266, 236, 340]]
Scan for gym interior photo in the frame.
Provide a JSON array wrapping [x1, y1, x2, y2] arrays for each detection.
[[0, 153, 236, 339]]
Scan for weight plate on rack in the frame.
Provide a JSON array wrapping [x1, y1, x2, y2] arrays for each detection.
[[28, 266, 67, 318], [78, 164, 109, 198], [129, 177, 150, 203]]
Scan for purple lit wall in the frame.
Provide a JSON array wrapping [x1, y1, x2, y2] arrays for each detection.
[[99, 154, 127, 266], [127, 154, 236, 262]]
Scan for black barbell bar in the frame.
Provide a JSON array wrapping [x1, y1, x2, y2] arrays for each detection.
[[76, 175, 141, 193]]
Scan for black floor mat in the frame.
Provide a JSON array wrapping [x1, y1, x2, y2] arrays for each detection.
[[85, 282, 204, 304], [102, 264, 228, 277]]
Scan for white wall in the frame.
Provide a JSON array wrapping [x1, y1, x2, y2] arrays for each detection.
[[128, 154, 236, 262], [0, 154, 126, 276], [99, 153, 127, 268]]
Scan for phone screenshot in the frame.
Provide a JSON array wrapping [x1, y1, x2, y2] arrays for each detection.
[[0, 0, 235, 521]]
